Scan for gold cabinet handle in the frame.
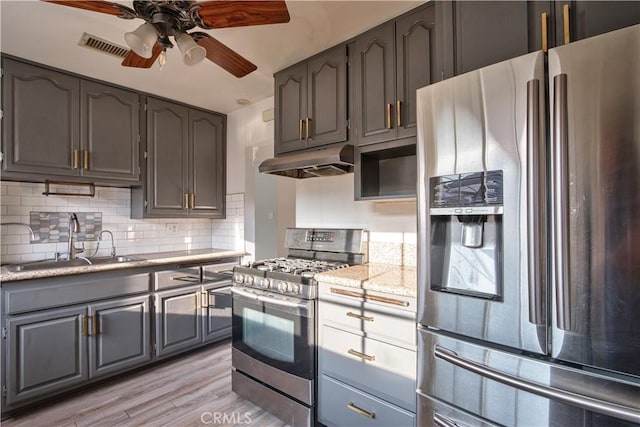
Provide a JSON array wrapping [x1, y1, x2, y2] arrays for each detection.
[[171, 275, 200, 282], [83, 150, 89, 170], [190, 193, 195, 209], [73, 149, 79, 169], [305, 117, 311, 139], [91, 313, 98, 336], [347, 402, 375, 419], [346, 312, 374, 322], [298, 119, 304, 140], [541, 12, 548, 52], [184, 193, 190, 209], [201, 291, 209, 308], [348, 348, 375, 362], [81, 314, 88, 337], [396, 100, 402, 127], [386, 103, 393, 129], [563, 4, 570, 45]]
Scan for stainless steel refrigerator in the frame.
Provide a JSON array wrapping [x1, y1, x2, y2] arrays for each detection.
[[416, 24, 640, 426]]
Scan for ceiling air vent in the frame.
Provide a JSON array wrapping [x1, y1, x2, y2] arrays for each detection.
[[79, 32, 129, 59]]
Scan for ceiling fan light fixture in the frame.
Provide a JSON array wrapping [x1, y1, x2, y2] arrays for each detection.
[[124, 22, 158, 58], [176, 33, 206, 66]]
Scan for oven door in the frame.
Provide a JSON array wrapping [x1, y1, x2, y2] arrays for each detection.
[[231, 286, 315, 380]]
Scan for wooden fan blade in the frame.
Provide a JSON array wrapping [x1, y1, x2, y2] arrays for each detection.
[[43, 1, 134, 18], [121, 44, 162, 69], [192, 33, 257, 78], [192, 1, 290, 29]]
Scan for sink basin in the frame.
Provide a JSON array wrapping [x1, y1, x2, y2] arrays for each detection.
[[4, 256, 143, 272]]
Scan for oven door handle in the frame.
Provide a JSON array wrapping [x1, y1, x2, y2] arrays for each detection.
[[231, 286, 312, 312]]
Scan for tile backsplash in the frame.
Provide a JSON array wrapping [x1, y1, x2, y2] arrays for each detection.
[[1, 181, 245, 265], [30, 211, 102, 243]]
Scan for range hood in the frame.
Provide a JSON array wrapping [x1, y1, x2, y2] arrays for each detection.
[[258, 144, 354, 179]]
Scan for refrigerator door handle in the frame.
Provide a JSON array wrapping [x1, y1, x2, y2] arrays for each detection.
[[526, 78, 545, 326], [553, 73, 572, 331], [434, 345, 640, 424]]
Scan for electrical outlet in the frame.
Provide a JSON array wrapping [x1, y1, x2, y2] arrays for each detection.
[[166, 224, 178, 233]]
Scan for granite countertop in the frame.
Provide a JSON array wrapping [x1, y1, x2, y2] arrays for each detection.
[[315, 263, 417, 298], [0, 248, 245, 283]]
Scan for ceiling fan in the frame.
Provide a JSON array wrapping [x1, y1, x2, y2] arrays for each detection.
[[44, 0, 291, 77]]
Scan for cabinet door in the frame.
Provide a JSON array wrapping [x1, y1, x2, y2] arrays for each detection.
[[5, 306, 88, 406], [88, 295, 151, 379], [274, 62, 307, 154], [2, 58, 79, 176], [189, 109, 225, 218], [438, 1, 533, 77], [306, 45, 348, 148], [155, 286, 203, 358], [396, 4, 437, 140], [81, 81, 140, 182], [554, 1, 640, 46], [203, 285, 232, 343], [353, 21, 396, 146], [146, 97, 189, 216]]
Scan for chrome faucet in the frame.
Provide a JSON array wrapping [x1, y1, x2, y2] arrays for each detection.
[[67, 213, 84, 260], [0, 222, 36, 241], [98, 230, 116, 257]]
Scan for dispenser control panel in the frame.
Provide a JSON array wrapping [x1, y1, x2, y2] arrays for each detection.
[[431, 170, 503, 209]]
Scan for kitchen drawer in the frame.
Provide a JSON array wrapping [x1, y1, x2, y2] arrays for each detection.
[[201, 259, 238, 281], [319, 297, 416, 348], [319, 374, 415, 427], [155, 266, 201, 290], [4, 272, 151, 315], [320, 325, 416, 411]]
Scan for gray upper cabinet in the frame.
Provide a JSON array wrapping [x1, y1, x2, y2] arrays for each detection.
[[353, 4, 436, 146], [81, 81, 140, 182], [274, 45, 347, 155], [437, 1, 640, 79], [2, 58, 80, 176], [1, 57, 140, 183], [136, 97, 225, 219]]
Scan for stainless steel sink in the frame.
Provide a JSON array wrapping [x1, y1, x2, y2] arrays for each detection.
[[4, 255, 143, 272]]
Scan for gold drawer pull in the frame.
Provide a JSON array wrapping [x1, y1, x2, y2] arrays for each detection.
[[171, 275, 200, 282], [348, 348, 375, 362], [541, 12, 548, 53], [305, 117, 311, 139], [563, 3, 570, 45], [299, 119, 304, 140], [347, 402, 375, 419], [330, 287, 409, 307], [72, 149, 79, 169], [83, 150, 89, 170], [386, 103, 393, 129], [396, 100, 402, 127], [346, 312, 374, 322]]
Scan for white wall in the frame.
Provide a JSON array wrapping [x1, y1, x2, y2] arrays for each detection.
[[295, 175, 416, 233]]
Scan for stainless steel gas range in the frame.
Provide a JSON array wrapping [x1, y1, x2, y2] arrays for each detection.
[[230, 228, 368, 426]]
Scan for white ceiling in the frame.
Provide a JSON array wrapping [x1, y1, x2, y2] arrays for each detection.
[[0, 0, 423, 114]]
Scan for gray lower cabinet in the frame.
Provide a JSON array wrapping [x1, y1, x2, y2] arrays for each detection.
[[203, 285, 232, 343], [88, 295, 152, 378], [155, 285, 203, 357], [317, 283, 417, 427], [6, 306, 88, 406], [133, 97, 226, 219], [5, 294, 152, 408], [1, 56, 141, 184], [154, 281, 233, 357]]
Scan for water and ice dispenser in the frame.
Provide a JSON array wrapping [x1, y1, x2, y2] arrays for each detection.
[[429, 171, 504, 300]]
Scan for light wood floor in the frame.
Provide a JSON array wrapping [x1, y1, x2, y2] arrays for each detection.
[[2, 340, 290, 427]]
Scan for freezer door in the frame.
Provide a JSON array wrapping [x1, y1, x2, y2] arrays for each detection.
[[548, 24, 640, 377], [418, 328, 640, 426], [416, 51, 548, 354]]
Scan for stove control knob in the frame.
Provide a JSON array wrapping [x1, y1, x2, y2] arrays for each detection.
[[245, 275, 255, 286], [233, 273, 244, 284], [288, 283, 300, 294], [277, 281, 288, 293], [260, 278, 270, 289]]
